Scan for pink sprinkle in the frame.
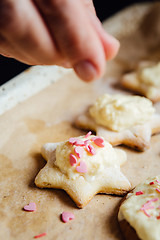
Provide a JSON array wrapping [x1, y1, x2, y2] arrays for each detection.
[[75, 139, 85, 146], [158, 205, 160, 209], [150, 181, 154, 185], [69, 154, 77, 166], [85, 131, 92, 138], [157, 215, 160, 220], [86, 144, 96, 155], [156, 188, 160, 193], [136, 191, 144, 195], [140, 206, 154, 217], [142, 198, 159, 208], [141, 205, 154, 211], [147, 198, 158, 203], [74, 146, 83, 158], [34, 233, 46, 238], [23, 202, 36, 212], [91, 136, 97, 141], [69, 137, 77, 145], [76, 161, 87, 173], [61, 212, 75, 223], [156, 180, 160, 184], [141, 209, 151, 217], [84, 139, 90, 146], [93, 137, 105, 147], [140, 198, 158, 217]]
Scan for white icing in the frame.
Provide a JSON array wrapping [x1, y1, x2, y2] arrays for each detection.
[[89, 94, 154, 131], [55, 135, 126, 180], [139, 62, 160, 87], [118, 176, 160, 240]]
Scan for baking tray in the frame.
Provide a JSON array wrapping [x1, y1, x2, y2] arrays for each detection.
[[1, 2, 160, 240]]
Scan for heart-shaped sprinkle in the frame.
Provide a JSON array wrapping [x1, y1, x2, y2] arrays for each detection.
[[69, 137, 77, 145], [86, 144, 96, 155], [91, 137, 97, 141], [75, 139, 85, 146], [85, 131, 92, 138], [93, 137, 105, 147], [24, 202, 36, 212], [74, 146, 83, 158], [76, 161, 87, 173], [70, 154, 77, 166], [61, 211, 75, 223], [84, 139, 90, 146]]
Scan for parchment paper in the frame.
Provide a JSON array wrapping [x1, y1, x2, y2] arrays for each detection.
[[0, 2, 160, 240]]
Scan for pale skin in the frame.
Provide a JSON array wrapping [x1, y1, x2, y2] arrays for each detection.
[[0, 0, 120, 82]]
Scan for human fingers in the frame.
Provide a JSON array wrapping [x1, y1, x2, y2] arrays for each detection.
[[0, 0, 61, 65], [88, 12, 120, 60], [0, 33, 27, 60], [34, 0, 106, 82], [0, 0, 115, 81], [82, 0, 96, 14], [82, 0, 120, 60], [59, 0, 96, 69]]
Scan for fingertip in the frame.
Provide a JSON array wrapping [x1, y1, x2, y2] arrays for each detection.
[[74, 59, 105, 82], [103, 33, 120, 60], [88, 13, 120, 60]]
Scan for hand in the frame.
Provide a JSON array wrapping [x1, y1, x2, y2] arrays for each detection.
[[0, 0, 120, 81]]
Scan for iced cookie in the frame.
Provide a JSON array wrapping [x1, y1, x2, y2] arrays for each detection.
[[121, 61, 160, 102], [75, 94, 160, 151], [35, 133, 131, 208], [118, 175, 160, 240]]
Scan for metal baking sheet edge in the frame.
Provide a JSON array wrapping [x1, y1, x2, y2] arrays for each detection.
[[0, 66, 71, 116]]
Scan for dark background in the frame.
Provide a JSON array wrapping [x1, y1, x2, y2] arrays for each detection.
[[0, 0, 151, 85]]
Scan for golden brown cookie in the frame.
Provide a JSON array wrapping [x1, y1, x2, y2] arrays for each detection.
[[118, 175, 160, 240], [75, 94, 160, 151], [121, 61, 160, 102], [35, 133, 131, 208]]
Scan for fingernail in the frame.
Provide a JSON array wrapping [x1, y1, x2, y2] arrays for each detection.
[[74, 60, 98, 82]]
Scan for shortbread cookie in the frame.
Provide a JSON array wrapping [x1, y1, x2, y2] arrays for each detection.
[[75, 94, 160, 151], [121, 61, 160, 102], [118, 175, 160, 240], [35, 133, 131, 208]]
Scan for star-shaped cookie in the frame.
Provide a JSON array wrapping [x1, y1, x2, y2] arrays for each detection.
[[75, 112, 160, 151], [118, 175, 160, 240], [35, 134, 131, 208], [121, 61, 160, 102], [75, 94, 160, 151]]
